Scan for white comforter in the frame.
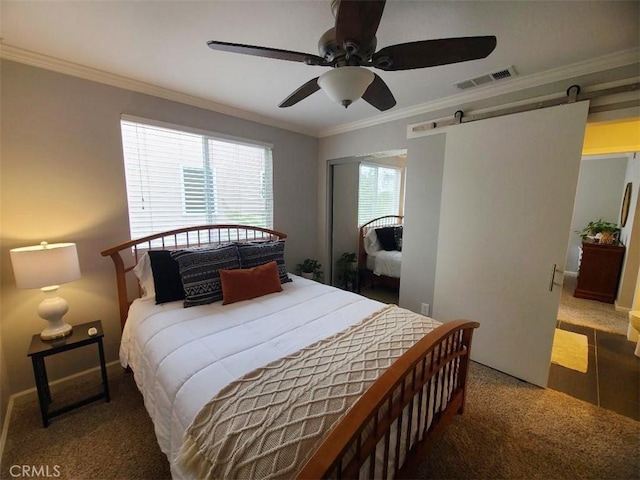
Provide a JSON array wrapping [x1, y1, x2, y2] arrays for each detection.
[[119, 274, 385, 476], [366, 249, 402, 278]]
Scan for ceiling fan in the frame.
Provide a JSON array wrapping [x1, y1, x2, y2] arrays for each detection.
[[207, 0, 496, 111]]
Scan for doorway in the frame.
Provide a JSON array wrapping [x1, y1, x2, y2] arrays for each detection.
[[548, 151, 640, 420], [549, 285, 640, 420]]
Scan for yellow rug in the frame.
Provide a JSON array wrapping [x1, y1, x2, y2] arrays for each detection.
[[551, 329, 589, 373]]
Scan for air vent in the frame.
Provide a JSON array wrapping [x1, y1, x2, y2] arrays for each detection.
[[454, 66, 518, 90], [491, 68, 513, 80]]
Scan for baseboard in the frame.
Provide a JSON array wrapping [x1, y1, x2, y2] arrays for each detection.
[[0, 360, 120, 460], [615, 303, 631, 313], [0, 395, 15, 463]]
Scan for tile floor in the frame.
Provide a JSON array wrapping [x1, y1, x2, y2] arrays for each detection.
[[548, 321, 640, 420]]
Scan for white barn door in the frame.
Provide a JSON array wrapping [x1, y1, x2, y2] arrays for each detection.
[[433, 102, 589, 387]]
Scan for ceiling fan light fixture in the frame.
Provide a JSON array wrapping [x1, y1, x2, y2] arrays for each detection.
[[318, 66, 375, 108]]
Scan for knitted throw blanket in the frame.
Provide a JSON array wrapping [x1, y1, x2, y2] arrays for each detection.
[[176, 305, 439, 479]]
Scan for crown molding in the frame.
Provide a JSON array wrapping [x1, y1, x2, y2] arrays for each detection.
[[0, 44, 317, 137], [2, 44, 638, 140], [318, 47, 640, 138], [582, 152, 632, 161]]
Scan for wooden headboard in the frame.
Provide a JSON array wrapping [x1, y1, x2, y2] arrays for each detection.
[[101, 224, 287, 329], [358, 215, 404, 270]]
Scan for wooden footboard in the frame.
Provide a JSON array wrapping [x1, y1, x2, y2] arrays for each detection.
[[297, 319, 479, 479]]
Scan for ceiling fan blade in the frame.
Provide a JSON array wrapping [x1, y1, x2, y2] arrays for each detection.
[[372, 36, 497, 71], [207, 40, 328, 66], [335, 0, 386, 50], [279, 77, 321, 108], [362, 73, 396, 111]]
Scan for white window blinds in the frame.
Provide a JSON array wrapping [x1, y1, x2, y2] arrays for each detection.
[[358, 163, 403, 226], [121, 119, 273, 239]]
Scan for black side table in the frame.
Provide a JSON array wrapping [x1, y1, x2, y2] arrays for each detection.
[[27, 320, 110, 427]]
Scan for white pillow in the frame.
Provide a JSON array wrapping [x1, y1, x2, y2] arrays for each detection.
[[132, 253, 155, 301], [364, 228, 382, 255]]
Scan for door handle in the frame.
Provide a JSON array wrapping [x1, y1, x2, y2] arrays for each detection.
[[548, 264, 564, 291]]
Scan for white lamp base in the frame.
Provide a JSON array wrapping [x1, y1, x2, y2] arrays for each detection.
[[38, 286, 73, 341]]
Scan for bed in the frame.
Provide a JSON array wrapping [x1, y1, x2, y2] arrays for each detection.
[[101, 224, 478, 479], [358, 215, 404, 290]]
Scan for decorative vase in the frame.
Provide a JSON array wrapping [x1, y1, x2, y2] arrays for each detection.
[[598, 232, 615, 245]]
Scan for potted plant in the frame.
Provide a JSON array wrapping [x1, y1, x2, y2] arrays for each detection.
[[336, 252, 358, 289], [297, 258, 323, 281], [575, 218, 620, 245]]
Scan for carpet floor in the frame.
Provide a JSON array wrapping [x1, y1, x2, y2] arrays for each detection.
[[558, 275, 629, 335], [2, 362, 638, 479]]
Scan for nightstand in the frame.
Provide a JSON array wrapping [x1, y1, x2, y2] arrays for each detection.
[[27, 320, 110, 427]]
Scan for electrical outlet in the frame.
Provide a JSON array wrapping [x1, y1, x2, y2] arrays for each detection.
[[421, 303, 430, 316]]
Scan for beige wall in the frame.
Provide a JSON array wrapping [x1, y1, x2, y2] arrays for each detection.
[[0, 60, 319, 402], [617, 153, 640, 309], [0, 330, 8, 433]]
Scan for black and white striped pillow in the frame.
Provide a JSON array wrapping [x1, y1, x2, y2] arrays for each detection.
[[170, 245, 240, 307], [236, 240, 291, 284]]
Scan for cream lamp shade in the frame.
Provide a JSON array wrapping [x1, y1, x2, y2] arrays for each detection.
[[10, 242, 81, 340], [318, 66, 375, 108]]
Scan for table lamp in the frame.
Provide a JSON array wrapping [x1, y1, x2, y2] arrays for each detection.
[[10, 241, 81, 340]]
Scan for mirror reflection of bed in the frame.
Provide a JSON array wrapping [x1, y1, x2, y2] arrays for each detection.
[[324, 150, 407, 304], [358, 215, 403, 304]]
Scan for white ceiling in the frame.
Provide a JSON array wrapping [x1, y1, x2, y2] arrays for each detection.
[[1, 1, 638, 136]]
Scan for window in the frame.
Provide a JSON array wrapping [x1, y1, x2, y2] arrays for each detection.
[[182, 166, 214, 216], [120, 117, 273, 239], [358, 163, 403, 226]]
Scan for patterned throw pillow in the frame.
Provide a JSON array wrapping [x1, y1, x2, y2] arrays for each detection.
[[236, 240, 292, 284], [170, 245, 240, 307], [394, 226, 403, 251]]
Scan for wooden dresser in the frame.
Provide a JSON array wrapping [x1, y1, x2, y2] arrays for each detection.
[[574, 241, 625, 303]]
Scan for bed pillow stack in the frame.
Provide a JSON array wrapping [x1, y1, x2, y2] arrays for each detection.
[[132, 240, 291, 308]]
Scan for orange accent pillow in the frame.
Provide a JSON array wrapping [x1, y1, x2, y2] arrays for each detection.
[[220, 261, 283, 305]]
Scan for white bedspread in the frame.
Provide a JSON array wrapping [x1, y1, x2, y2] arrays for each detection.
[[366, 249, 402, 278], [119, 274, 385, 476]]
